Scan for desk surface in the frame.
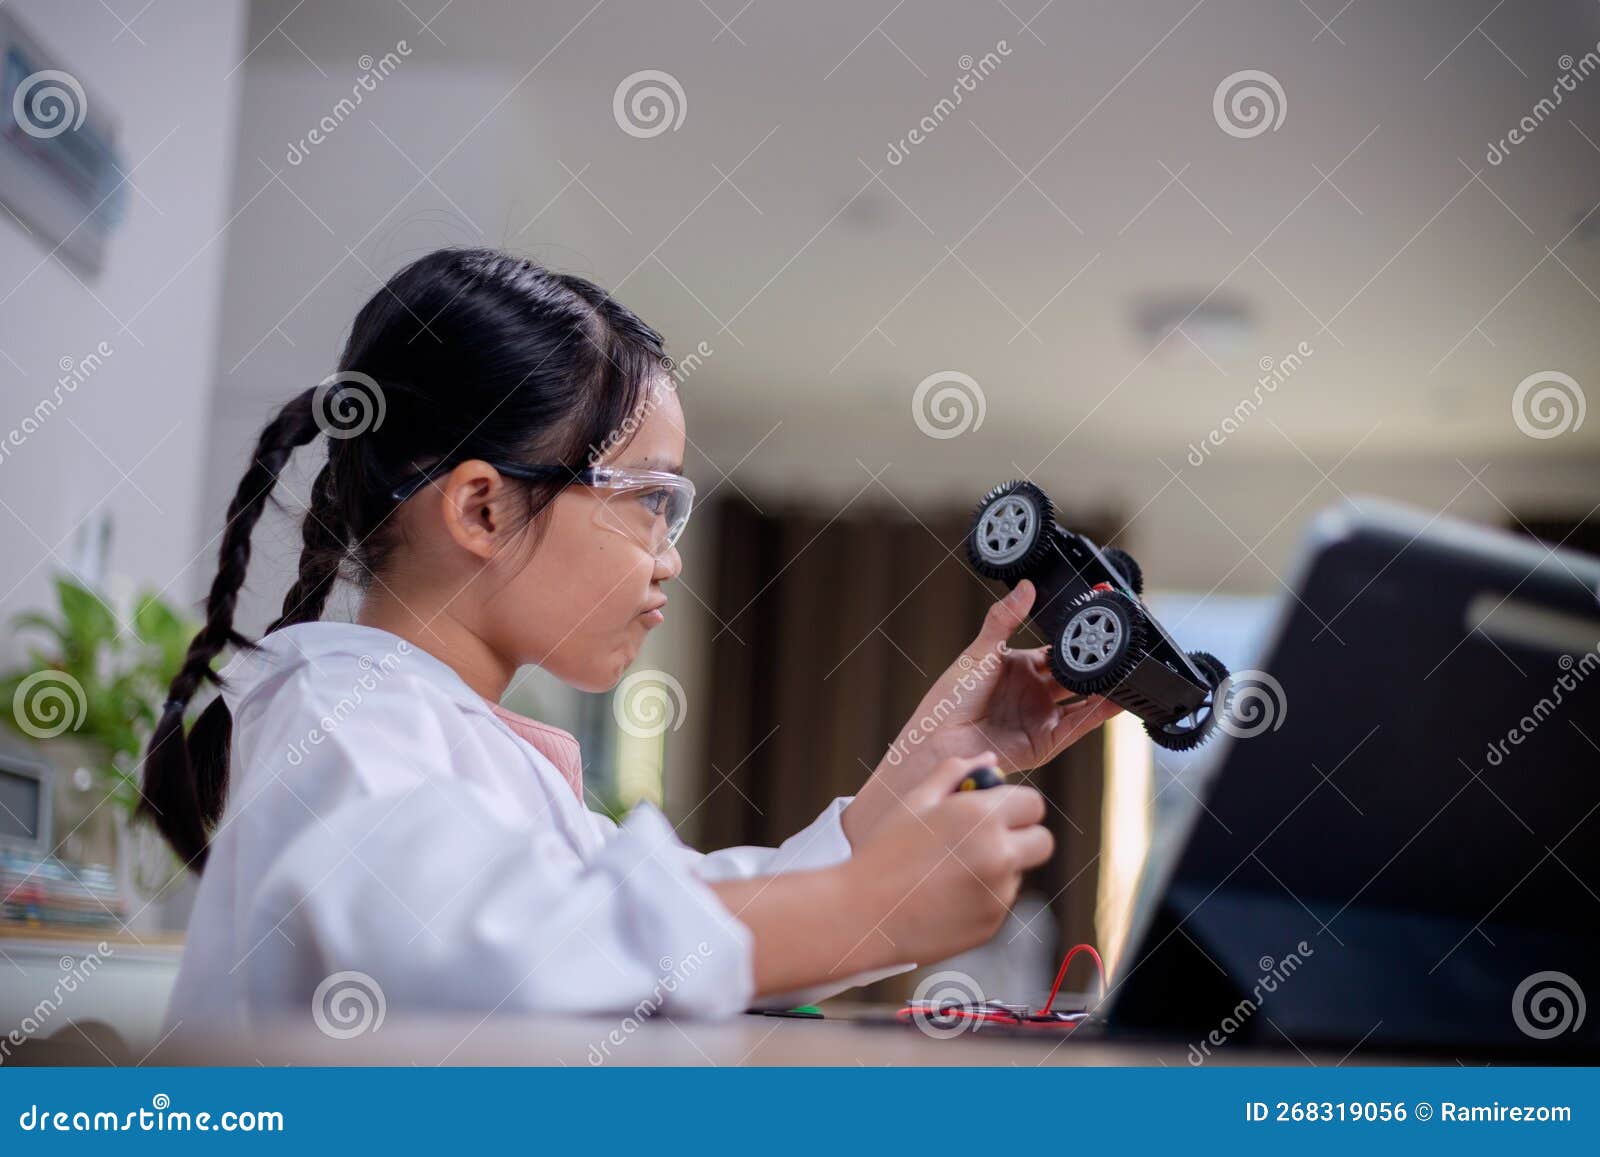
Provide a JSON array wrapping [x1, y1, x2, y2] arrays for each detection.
[[154, 1004, 1409, 1067], [0, 921, 184, 951]]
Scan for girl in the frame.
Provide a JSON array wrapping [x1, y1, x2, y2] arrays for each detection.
[[142, 247, 1119, 1031]]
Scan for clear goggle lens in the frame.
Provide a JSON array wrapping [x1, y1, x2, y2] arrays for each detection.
[[590, 469, 694, 557]]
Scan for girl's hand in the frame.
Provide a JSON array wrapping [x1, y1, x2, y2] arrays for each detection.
[[843, 579, 1121, 847], [712, 753, 1052, 995], [844, 752, 1056, 966], [848, 753, 1054, 966]]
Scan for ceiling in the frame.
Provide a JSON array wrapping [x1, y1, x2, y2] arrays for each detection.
[[237, 0, 1600, 470]]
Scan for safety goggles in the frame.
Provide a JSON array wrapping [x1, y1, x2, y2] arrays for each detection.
[[390, 462, 694, 556]]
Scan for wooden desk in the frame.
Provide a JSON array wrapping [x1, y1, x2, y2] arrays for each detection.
[[0, 922, 183, 950], [0, 923, 183, 1064], [154, 1004, 1399, 1067], [0, 935, 1427, 1067]]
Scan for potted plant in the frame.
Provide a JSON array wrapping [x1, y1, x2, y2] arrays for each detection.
[[1, 576, 197, 922]]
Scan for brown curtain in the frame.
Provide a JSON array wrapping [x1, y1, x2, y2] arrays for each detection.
[[694, 494, 1116, 995]]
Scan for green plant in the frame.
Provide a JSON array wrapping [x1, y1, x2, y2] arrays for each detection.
[[1, 576, 197, 814]]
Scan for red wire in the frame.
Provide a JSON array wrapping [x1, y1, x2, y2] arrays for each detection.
[[1041, 943, 1105, 1014], [893, 943, 1107, 1034]]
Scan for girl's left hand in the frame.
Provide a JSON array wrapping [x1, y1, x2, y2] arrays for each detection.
[[842, 579, 1122, 846]]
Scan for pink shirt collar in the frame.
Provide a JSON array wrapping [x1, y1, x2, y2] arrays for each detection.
[[486, 701, 585, 804]]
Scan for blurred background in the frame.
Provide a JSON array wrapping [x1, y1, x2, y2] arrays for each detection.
[[1, 0, 1597, 1041]]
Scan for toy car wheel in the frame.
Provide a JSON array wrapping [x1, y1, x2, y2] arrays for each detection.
[[967, 480, 1056, 583], [1048, 589, 1147, 695], [1143, 650, 1230, 752], [1102, 546, 1144, 595]]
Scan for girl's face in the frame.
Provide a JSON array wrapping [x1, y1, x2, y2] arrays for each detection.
[[485, 379, 687, 692]]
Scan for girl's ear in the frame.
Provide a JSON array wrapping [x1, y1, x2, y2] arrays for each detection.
[[436, 459, 509, 561]]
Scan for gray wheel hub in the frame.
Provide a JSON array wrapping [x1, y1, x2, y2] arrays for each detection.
[[975, 495, 1038, 566], [1060, 604, 1124, 672]]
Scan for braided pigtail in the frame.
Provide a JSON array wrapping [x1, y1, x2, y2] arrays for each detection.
[[138, 388, 325, 869], [267, 458, 346, 633]]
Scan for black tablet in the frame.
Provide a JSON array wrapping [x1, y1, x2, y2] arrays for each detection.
[[1105, 498, 1600, 1059]]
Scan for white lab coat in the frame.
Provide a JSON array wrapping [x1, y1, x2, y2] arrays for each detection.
[[165, 622, 905, 1036]]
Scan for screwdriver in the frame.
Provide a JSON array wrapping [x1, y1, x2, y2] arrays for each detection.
[[956, 765, 1006, 792]]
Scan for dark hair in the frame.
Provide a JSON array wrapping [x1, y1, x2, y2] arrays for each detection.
[[139, 248, 668, 869]]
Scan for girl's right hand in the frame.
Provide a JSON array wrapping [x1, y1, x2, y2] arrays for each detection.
[[846, 752, 1054, 967]]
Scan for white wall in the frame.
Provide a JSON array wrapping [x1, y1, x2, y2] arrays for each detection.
[[0, 0, 247, 647], [200, 59, 525, 640]]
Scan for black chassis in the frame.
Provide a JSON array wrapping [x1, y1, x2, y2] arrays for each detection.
[[965, 480, 1228, 750], [1032, 526, 1209, 720]]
